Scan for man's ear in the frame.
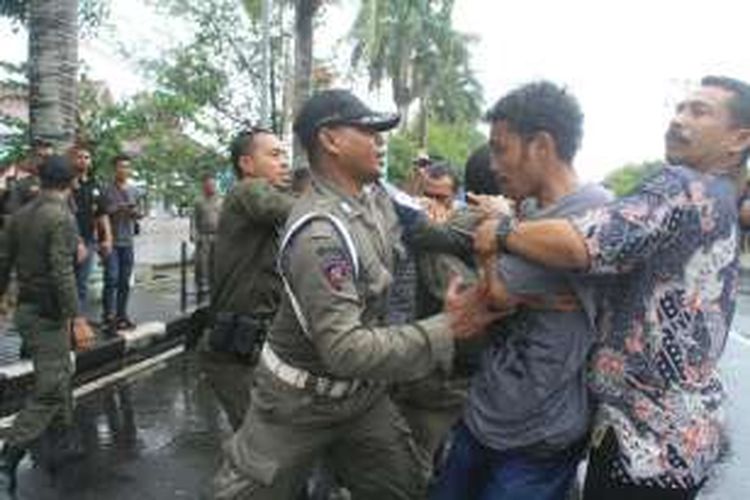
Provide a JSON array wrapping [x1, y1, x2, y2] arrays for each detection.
[[238, 154, 255, 177], [729, 128, 750, 156], [317, 128, 341, 157], [532, 131, 556, 162]]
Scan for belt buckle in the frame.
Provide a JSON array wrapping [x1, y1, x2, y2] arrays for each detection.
[[328, 381, 347, 398], [314, 377, 331, 396]]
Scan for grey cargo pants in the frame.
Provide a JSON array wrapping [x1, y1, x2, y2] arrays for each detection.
[[5, 303, 73, 448], [212, 364, 424, 500]]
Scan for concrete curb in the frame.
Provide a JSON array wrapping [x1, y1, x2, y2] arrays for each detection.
[[0, 314, 195, 417]]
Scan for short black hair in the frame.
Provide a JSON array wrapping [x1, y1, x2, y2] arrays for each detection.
[[702, 76, 750, 166], [464, 143, 500, 195], [485, 81, 583, 163], [425, 161, 459, 192], [113, 153, 131, 166], [702, 76, 750, 128], [39, 155, 75, 189], [32, 138, 53, 150], [229, 127, 272, 178], [291, 167, 312, 193]]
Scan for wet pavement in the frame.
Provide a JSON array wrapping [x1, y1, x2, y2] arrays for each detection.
[[15, 352, 230, 500], [8, 324, 750, 499], [700, 292, 750, 500]]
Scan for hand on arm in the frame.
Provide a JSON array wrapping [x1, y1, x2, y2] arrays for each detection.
[[443, 275, 509, 340], [475, 216, 590, 271], [466, 192, 515, 219], [76, 237, 88, 264]]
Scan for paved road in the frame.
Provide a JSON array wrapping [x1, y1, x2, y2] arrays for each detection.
[[700, 292, 750, 500]]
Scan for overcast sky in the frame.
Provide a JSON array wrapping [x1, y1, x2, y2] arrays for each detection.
[[3, 0, 750, 181]]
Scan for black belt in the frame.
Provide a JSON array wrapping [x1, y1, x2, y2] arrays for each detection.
[[214, 311, 274, 325]]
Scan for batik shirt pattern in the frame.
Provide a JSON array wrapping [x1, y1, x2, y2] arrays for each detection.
[[571, 166, 739, 488]]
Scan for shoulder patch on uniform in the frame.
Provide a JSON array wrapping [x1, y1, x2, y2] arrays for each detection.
[[317, 245, 353, 291]]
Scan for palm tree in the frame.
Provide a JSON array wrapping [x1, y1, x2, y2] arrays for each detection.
[[291, 0, 322, 167], [350, 0, 424, 127], [28, 0, 79, 149], [240, 0, 322, 166], [349, 0, 482, 145]]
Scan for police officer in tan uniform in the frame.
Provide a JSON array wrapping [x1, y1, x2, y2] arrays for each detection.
[[212, 90, 500, 500], [191, 173, 222, 303], [0, 155, 85, 498], [201, 129, 294, 430]]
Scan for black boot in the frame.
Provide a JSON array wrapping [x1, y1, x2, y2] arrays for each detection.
[[0, 443, 26, 498]]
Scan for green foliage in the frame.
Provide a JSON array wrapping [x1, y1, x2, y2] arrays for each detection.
[[426, 120, 485, 168], [0, 0, 27, 23], [143, 0, 275, 133], [101, 0, 272, 204], [386, 119, 484, 183], [0, 61, 29, 166], [603, 160, 664, 197], [77, 87, 227, 208], [350, 0, 483, 156], [0, 115, 28, 167], [386, 132, 417, 182]]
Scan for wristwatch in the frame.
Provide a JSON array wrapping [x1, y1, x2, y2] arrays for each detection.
[[495, 214, 518, 248]]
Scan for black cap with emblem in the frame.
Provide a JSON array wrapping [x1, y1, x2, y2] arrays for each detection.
[[293, 89, 400, 153]]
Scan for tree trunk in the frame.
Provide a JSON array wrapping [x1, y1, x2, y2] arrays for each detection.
[[292, 0, 318, 168], [28, 0, 79, 150]]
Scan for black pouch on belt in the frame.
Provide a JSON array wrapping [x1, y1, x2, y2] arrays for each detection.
[[209, 313, 268, 362]]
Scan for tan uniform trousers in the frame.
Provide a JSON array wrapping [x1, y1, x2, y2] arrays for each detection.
[[212, 364, 424, 500], [392, 375, 469, 480], [5, 303, 73, 447], [199, 350, 253, 431]]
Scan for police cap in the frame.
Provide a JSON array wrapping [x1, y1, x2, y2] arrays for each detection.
[[293, 89, 400, 152]]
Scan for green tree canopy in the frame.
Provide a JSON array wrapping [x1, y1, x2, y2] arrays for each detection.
[[603, 160, 664, 197], [386, 119, 484, 183]]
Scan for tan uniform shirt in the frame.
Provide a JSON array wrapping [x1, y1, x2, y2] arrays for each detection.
[[211, 178, 295, 316], [267, 178, 454, 382], [192, 194, 222, 238], [0, 191, 79, 318]]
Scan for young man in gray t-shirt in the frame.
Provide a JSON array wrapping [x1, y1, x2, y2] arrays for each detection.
[[431, 82, 610, 500], [101, 154, 142, 332]]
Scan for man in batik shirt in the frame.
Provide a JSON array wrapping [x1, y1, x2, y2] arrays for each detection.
[[474, 75, 750, 500]]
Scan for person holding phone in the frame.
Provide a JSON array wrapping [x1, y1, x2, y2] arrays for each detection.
[[101, 154, 142, 333]]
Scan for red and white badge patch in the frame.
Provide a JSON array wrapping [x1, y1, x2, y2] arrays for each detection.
[[318, 246, 353, 291]]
